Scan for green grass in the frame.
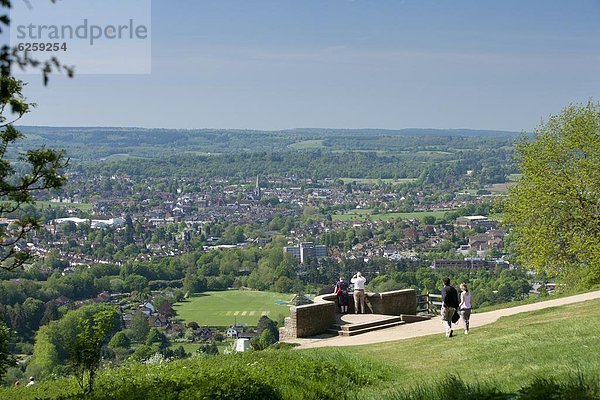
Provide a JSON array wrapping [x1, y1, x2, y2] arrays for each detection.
[[173, 290, 294, 327], [4, 297, 600, 399], [287, 140, 326, 150], [332, 209, 447, 222], [4, 350, 385, 400], [473, 285, 599, 314], [354, 298, 600, 396], [34, 201, 93, 211], [340, 178, 417, 185], [485, 182, 516, 193], [99, 153, 154, 161]]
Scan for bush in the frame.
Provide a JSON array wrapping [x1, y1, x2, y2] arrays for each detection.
[[0, 349, 387, 399]]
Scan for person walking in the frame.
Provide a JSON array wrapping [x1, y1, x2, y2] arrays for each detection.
[[333, 276, 349, 314], [351, 272, 367, 314], [26, 376, 35, 387], [459, 282, 472, 335], [441, 277, 459, 337]]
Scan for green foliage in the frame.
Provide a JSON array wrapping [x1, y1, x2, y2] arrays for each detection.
[[28, 304, 117, 378], [129, 311, 149, 342], [130, 345, 154, 362], [251, 315, 279, 350], [145, 328, 167, 348], [505, 102, 600, 287], [0, 322, 15, 381], [3, 300, 600, 399], [1, 349, 385, 399], [196, 341, 219, 356], [0, 76, 68, 270], [69, 309, 118, 394], [107, 332, 130, 349]]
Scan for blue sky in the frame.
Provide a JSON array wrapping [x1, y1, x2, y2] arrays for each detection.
[[7, 0, 600, 131]]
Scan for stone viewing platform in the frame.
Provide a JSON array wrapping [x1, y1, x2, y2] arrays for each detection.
[[280, 289, 430, 340], [285, 290, 600, 350], [328, 314, 405, 337]]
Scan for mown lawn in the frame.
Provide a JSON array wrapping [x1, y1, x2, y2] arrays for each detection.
[[173, 290, 294, 327]]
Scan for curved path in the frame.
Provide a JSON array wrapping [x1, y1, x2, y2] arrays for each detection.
[[290, 290, 600, 349]]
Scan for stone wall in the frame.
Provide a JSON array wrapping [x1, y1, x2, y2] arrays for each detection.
[[281, 289, 417, 339], [366, 289, 418, 315], [280, 297, 337, 340]]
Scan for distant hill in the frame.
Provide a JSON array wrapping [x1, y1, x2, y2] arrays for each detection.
[[13, 125, 520, 161], [284, 127, 522, 137]]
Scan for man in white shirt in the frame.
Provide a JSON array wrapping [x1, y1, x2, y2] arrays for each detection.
[[351, 272, 367, 314]]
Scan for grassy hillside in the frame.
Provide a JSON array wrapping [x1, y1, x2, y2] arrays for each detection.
[[3, 298, 599, 399], [173, 290, 294, 327], [354, 298, 600, 397]]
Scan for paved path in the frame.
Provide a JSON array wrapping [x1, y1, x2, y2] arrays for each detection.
[[290, 290, 600, 349]]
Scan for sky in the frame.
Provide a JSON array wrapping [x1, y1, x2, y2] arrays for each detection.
[[4, 0, 600, 131]]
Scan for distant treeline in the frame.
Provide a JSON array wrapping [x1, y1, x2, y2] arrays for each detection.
[[16, 126, 518, 160], [77, 149, 515, 184]]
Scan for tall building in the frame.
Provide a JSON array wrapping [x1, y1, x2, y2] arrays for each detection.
[[284, 242, 327, 264], [255, 175, 262, 200]]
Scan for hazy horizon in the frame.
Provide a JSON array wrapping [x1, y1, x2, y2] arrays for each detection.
[[4, 0, 599, 132]]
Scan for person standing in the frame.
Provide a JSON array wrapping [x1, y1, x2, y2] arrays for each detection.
[[333, 276, 349, 314], [441, 277, 459, 337], [26, 376, 35, 387], [459, 282, 472, 335], [351, 272, 367, 314]]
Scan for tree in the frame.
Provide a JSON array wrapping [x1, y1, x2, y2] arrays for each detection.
[[251, 315, 279, 350], [131, 344, 155, 362], [505, 102, 600, 286], [0, 0, 71, 378], [0, 0, 72, 270], [0, 322, 15, 381], [69, 309, 118, 394], [108, 331, 131, 349], [196, 341, 219, 356], [0, 77, 69, 269], [130, 311, 150, 342], [145, 327, 167, 348]]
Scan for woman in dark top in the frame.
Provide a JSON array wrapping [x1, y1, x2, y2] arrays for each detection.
[[334, 277, 349, 314]]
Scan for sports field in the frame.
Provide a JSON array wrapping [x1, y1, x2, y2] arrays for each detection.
[[173, 290, 294, 327], [332, 209, 447, 221]]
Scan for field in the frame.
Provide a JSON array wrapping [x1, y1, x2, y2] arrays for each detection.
[[332, 209, 447, 222], [340, 178, 416, 185], [34, 201, 93, 211], [287, 140, 325, 149], [173, 290, 294, 327], [485, 181, 516, 193], [353, 298, 600, 396]]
